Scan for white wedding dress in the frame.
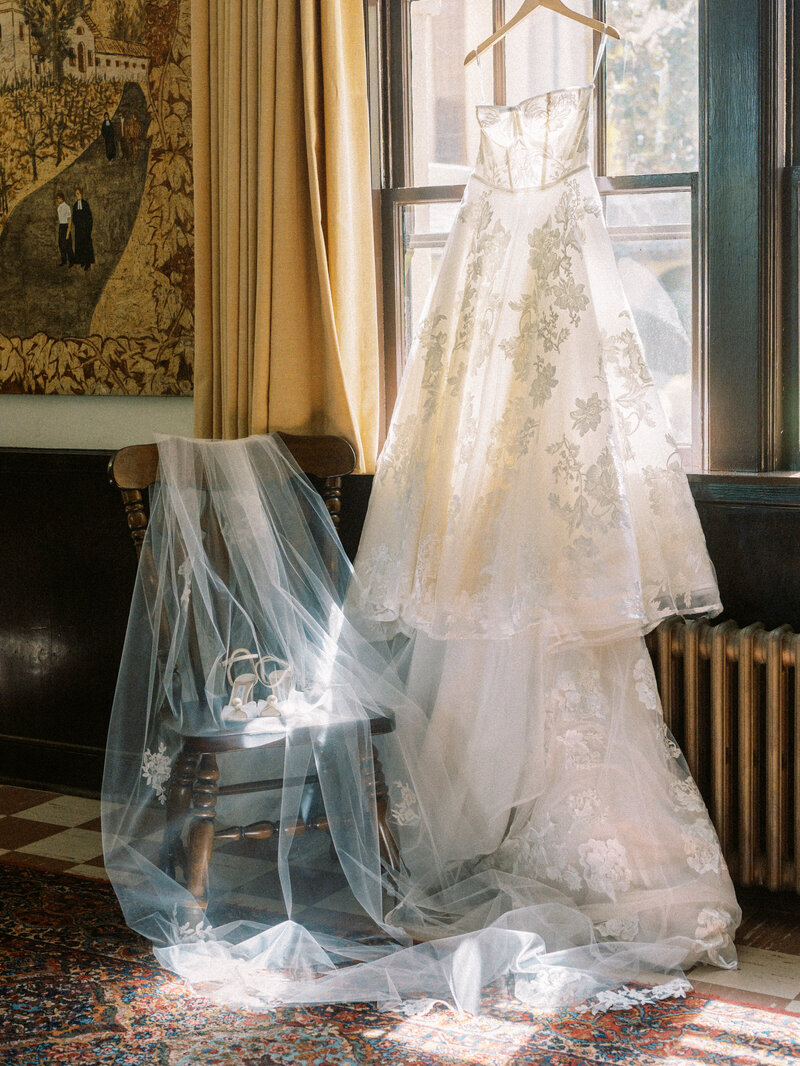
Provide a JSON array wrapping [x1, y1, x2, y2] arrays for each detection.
[[352, 81, 740, 972]]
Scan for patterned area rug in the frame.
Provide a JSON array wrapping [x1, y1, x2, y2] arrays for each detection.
[[2, 861, 799, 1065]]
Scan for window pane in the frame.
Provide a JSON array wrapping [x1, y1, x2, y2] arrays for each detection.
[[605, 0, 699, 175], [409, 0, 492, 186], [605, 190, 693, 447], [504, 0, 593, 104], [399, 202, 461, 365]]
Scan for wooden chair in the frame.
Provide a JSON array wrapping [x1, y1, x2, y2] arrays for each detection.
[[109, 433, 400, 908]]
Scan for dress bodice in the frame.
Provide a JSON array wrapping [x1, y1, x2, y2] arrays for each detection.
[[474, 84, 592, 191]]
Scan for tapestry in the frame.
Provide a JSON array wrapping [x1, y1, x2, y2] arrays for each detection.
[[0, 0, 193, 396]]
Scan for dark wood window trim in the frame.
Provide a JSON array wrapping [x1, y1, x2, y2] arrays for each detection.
[[688, 472, 800, 509]]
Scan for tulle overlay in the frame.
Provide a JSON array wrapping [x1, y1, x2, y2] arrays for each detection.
[[103, 84, 738, 1014]]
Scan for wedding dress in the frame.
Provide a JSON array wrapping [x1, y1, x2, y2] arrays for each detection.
[[351, 77, 740, 973], [103, 73, 739, 1017]]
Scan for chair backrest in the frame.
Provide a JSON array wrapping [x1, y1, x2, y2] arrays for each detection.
[[108, 433, 357, 558]]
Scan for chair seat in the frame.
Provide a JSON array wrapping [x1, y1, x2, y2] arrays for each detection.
[[170, 708, 395, 755]]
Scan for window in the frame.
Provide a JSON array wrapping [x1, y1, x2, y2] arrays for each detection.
[[375, 1, 700, 460], [19, 21, 24, 40], [371, 1, 794, 473]]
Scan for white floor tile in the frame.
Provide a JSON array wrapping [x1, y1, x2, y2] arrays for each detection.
[[16, 796, 102, 827], [691, 945, 800, 1000], [18, 828, 105, 864], [69, 864, 110, 881]]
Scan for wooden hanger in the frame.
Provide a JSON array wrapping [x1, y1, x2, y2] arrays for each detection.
[[464, 0, 621, 67]]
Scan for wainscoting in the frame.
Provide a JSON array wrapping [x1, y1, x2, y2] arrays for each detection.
[[1, 449, 799, 795], [0, 450, 137, 794]]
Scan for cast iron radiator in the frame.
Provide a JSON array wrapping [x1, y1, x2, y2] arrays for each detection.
[[646, 617, 800, 892]]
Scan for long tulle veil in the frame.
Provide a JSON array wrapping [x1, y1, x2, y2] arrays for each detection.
[[102, 434, 737, 1013]]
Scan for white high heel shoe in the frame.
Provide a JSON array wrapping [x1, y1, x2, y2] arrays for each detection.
[[256, 656, 292, 717], [220, 648, 261, 722]]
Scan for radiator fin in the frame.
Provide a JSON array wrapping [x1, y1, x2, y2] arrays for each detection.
[[647, 619, 800, 892]]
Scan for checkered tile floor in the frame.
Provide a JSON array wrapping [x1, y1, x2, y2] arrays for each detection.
[[0, 785, 108, 881], [0, 783, 373, 930], [3, 783, 800, 1010]]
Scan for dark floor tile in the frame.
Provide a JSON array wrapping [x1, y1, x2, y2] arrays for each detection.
[[300, 904, 384, 940], [240, 863, 349, 906], [738, 916, 800, 956], [0, 852, 72, 874], [81, 855, 107, 868], [738, 888, 800, 956], [0, 785, 60, 815], [0, 817, 65, 849]]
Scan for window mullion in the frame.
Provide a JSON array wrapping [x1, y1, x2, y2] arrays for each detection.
[[593, 0, 607, 177], [784, 167, 800, 470]]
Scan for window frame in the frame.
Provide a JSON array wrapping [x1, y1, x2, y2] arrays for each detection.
[[369, 0, 795, 474]]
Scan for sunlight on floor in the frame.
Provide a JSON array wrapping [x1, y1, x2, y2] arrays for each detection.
[[382, 1015, 534, 1064], [678, 1032, 791, 1065], [678, 1002, 800, 1065]]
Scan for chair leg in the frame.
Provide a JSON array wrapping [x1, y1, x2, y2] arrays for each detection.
[[368, 744, 401, 872], [162, 746, 196, 879], [186, 753, 219, 908]]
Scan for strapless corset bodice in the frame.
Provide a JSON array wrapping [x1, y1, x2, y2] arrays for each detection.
[[474, 84, 592, 191]]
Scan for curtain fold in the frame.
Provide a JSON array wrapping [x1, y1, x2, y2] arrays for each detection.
[[192, 0, 379, 472]]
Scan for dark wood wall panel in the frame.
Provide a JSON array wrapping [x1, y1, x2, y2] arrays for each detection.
[[0, 451, 797, 796], [690, 476, 800, 631], [0, 450, 137, 794]]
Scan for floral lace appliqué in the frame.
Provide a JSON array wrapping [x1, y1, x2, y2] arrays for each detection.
[[504, 815, 581, 891], [633, 658, 658, 711], [552, 670, 603, 719], [141, 741, 172, 804], [171, 905, 213, 942], [595, 915, 639, 941], [661, 722, 682, 760], [670, 777, 705, 813], [177, 557, 192, 609], [578, 978, 690, 1016], [682, 818, 722, 875], [694, 907, 736, 967], [547, 437, 626, 538], [571, 392, 607, 437], [391, 781, 421, 827], [561, 728, 605, 770], [569, 789, 602, 820], [578, 838, 632, 897]]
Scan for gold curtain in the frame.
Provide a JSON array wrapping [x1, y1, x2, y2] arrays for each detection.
[[191, 0, 380, 472]]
